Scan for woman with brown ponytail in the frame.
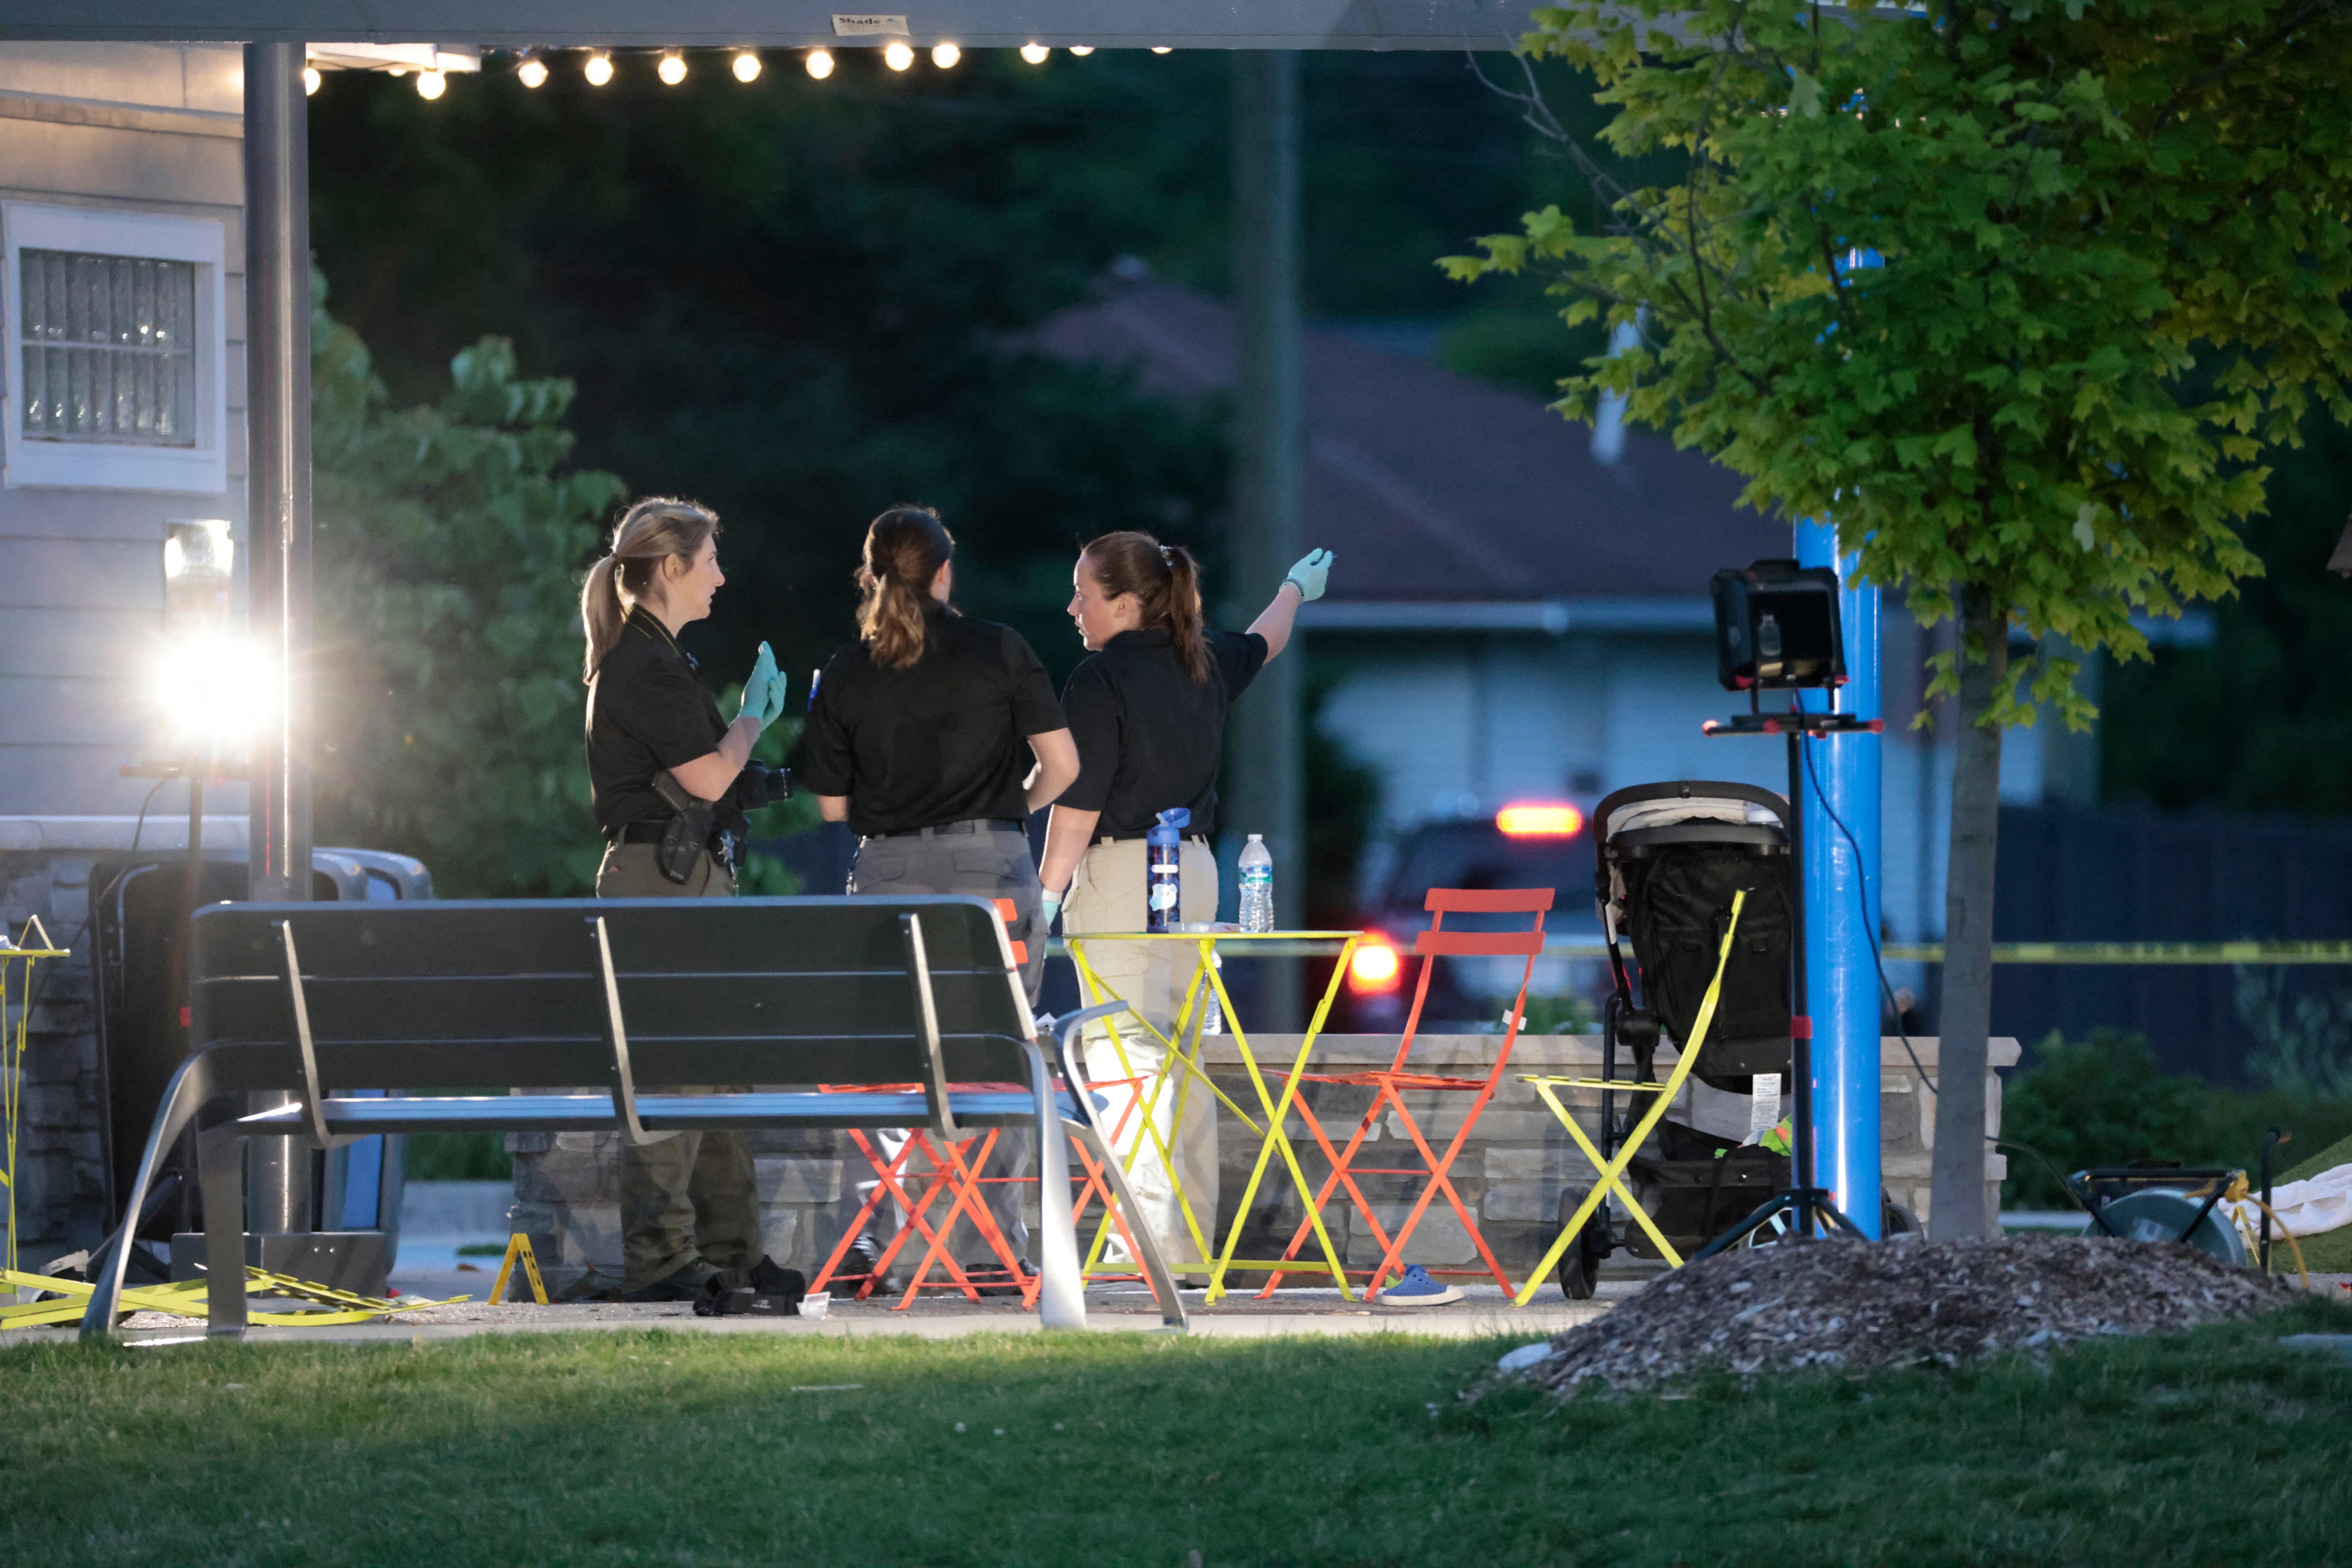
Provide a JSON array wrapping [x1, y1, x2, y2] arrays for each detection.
[[581, 496, 790, 1302], [1037, 531, 1333, 1272], [794, 504, 1077, 1289]]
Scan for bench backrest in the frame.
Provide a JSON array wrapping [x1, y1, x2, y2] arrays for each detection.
[[187, 896, 1033, 1099]]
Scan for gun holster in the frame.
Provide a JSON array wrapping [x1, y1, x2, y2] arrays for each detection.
[[650, 772, 717, 886]]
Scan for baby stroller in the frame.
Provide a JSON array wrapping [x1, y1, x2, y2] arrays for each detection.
[[1554, 781, 1795, 1297]]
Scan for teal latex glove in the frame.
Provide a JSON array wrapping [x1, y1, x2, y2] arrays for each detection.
[[1041, 892, 1063, 930], [1284, 548, 1334, 602], [739, 642, 786, 726]]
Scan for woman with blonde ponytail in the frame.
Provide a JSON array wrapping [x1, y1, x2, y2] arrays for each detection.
[[1036, 531, 1335, 1275], [794, 504, 1078, 1292], [580, 496, 791, 1302]]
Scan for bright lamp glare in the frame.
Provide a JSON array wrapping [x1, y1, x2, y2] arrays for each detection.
[[584, 53, 614, 85], [1151, 45, 1173, 53], [932, 42, 961, 67], [302, 66, 322, 95], [157, 633, 274, 747], [1496, 802, 1585, 838], [657, 52, 687, 84], [516, 55, 549, 88], [1068, 45, 1095, 55], [1020, 42, 1049, 63], [806, 49, 836, 79], [883, 41, 914, 70], [1349, 938, 1403, 994], [733, 50, 762, 82], [416, 69, 447, 99]]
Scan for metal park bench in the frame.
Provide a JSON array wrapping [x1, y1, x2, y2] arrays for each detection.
[[80, 895, 1184, 1338]]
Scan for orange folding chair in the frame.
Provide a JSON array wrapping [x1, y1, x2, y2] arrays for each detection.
[[807, 900, 1044, 1308], [1258, 886, 1552, 1299]]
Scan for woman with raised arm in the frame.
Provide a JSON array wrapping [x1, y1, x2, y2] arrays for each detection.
[[794, 504, 1078, 1292], [1038, 531, 1332, 1272], [581, 497, 790, 1302]]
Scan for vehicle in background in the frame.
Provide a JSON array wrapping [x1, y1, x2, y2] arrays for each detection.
[[1330, 801, 1605, 1033]]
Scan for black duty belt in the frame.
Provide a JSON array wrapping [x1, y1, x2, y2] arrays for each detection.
[[612, 821, 728, 851], [863, 817, 1027, 842]]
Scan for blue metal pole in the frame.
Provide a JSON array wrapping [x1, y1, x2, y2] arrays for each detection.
[[1796, 519, 1883, 1236]]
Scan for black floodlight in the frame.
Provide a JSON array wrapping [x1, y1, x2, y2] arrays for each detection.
[[1712, 560, 1846, 691]]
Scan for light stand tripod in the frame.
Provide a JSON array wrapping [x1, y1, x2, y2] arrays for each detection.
[[1687, 694, 1879, 1256]]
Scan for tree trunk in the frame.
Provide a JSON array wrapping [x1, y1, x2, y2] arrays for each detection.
[[1930, 585, 2006, 1241]]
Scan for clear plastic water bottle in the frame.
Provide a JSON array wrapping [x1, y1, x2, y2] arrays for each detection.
[[1201, 951, 1225, 1035], [1238, 833, 1274, 934]]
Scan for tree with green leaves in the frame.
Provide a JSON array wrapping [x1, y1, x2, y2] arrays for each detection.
[[1444, 0, 2352, 1236], [312, 278, 619, 895]]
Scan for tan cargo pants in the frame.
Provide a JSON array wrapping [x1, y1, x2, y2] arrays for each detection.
[[594, 841, 761, 1290], [1063, 837, 1221, 1273]]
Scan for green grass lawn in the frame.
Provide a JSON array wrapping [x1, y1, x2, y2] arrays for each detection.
[[5, 1299, 2350, 1567]]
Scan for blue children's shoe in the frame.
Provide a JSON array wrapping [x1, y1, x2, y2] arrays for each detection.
[[1380, 1263, 1464, 1305]]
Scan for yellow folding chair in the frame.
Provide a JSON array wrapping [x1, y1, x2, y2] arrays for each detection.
[[1512, 890, 1746, 1307]]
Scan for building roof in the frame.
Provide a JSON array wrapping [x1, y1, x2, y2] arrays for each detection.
[[1027, 279, 1786, 624]]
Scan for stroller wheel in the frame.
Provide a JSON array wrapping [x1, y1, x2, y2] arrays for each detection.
[[1554, 1186, 1613, 1300]]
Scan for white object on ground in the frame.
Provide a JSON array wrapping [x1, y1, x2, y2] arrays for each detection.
[[1497, 1341, 1555, 1374], [799, 1292, 830, 1321], [2223, 1162, 2352, 1240]]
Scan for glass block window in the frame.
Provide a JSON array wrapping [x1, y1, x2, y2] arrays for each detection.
[[18, 248, 198, 447]]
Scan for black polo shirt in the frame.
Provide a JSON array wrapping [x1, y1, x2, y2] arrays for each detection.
[[586, 608, 749, 840], [1060, 627, 1268, 838], [794, 604, 1064, 837]]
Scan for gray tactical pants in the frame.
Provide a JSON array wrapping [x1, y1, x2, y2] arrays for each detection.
[[844, 824, 1044, 1266], [595, 841, 761, 1291]]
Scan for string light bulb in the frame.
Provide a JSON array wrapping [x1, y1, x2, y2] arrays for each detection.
[[732, 50, 762, 82], [657, 51, 687, 85], [1020, 43, 1049, 63], [516, 54, 548, 88], [806, 48, 835, 78], [302, 65, 321, 95], [883, 41, 914, 70], [416, 69, 447, 99], [931, 42, 961, 67], [583, 52, 614, 86], [1068, 45, 1094, 56]]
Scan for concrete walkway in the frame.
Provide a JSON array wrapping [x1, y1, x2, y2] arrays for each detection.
[[96, 1281, 1619, 1348]]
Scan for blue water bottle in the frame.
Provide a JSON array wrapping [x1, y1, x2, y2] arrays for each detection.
[[1146, 808, 1189, 932]]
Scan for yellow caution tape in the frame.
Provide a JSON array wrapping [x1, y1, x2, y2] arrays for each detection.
[[1050, 937, 2352, 966], [0, 1266, 467, 1330], [489, 1232, 549, 1305]]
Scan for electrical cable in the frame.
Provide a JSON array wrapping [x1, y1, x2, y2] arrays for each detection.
[[1799, 731, 1938, 1095], [13, 774, 173, 1058]]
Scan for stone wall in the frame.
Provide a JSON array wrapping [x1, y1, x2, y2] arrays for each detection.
[[500, 1032, 2016, 1295], [0, 815, 248, 1263]]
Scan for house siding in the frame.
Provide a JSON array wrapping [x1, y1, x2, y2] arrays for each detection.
[[0, 44, 246, 815]]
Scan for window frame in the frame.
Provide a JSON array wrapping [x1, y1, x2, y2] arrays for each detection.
[[2, 201, 230, 494]]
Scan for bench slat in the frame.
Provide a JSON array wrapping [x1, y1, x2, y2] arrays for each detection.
[[239, 1088, 1061, 1133]]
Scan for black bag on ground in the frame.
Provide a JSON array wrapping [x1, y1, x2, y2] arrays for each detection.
[[693, 1257, 807, 1317], [1619, 842, 1792, 1089]]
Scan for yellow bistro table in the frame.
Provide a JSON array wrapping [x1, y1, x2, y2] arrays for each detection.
[[1061, 929, 1366, 1303]]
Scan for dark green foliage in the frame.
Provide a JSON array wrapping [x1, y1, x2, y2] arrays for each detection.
[[310, 282, 627, 896], [2106, 409, 2352, 816], [3, 1302, 2348, 1564], [2001, 1029, 2352, 1208], [400, 1133, 511, 1183]]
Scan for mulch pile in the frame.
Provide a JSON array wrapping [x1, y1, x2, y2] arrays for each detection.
[[1508, 1236, 2294, 1395]]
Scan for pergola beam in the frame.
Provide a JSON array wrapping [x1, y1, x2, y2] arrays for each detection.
[[4, 1, 1541, 51]]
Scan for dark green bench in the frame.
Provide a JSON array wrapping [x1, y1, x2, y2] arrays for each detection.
[[83, 895, 1182, 1336]]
